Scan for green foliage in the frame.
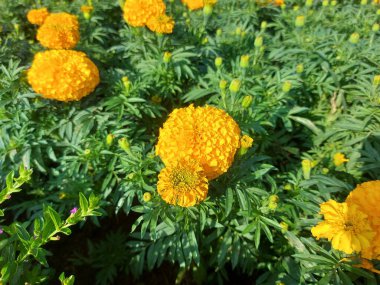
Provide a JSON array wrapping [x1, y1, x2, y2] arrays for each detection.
[[0, 0, 380, 283]]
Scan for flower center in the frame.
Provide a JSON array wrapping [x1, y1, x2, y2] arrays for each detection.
[[171, 168, 197, 190]]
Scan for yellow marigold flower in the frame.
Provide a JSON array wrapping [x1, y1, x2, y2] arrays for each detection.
[[156, 105, 241, 180], [157, 159, 208, 207], [333, 152, 349, 166], [311, 200, 375, 255], [37, 13, 80, 49], [27, 50, 99, 102], [182, 0, 217, 11], [146, 14, 175, 34], [27, 8, 49, 26], [123, 0, 166, 27], [346, 181, 380, 259]]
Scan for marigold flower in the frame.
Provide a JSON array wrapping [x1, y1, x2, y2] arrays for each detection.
[[27, 8, 49, 26], [346, 181, 380, 259], [81, 5, 94, 20], [156, 105, 241, 180], [123, 0, 166, 27], [157, 159, 208, 207], [311, 200, 375, 255], [182, 0, 217, 11], [354, 259, 380, 274], [146, 14, 174, 34], [333, 153, 349, 166], [27, 50, 99, 102], [37, 13, 80, 49]]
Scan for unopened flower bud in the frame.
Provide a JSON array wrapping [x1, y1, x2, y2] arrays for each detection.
[[293, 5, 299, 11], [295, 15, 305, 27], [239, 135, 253, 155], [81, 5, 93, 20], [219, 79, 227, 90], [280, 221, 289, 233], [240, 55, 250, 68], [163, 51, 172, 63], [331, 0, 337, 6], [296, 64, 304, 74], [215, 57, 223, 68], [260, 21, 267, 30], [216, 28, 222, 36], [84, 149, 91, 156], [106, 134, 114, 146], [282, 81, 292, 93], [122, 76, 131, 90], [284, 184, 292, 191], [373, 75, 380, 86], [372, 23, 379, 32], [235, 27, 242, 36], [203, 4, 213, 15], [305, 0, 313, 7], [302, 159, 313, 179], [361, 0, 368, 4], [229, 79, 241, 93], [254, 36, 263, 48], [377, 9, 380, 15], [143, 192, 152, 202], [151, 95, 162, 103], [322, 167, 329, 174], [349, 32, 360, 44], [241, 95, 253, 108], [118, 137, 130, 152], [322, 0, 329, 6]]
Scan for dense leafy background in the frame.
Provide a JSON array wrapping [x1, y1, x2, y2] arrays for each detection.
[[0, 0, 380, 284]]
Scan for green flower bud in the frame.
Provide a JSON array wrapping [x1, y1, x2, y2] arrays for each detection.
[[293, 5, 299, 11], [372, 23, 380, 32], [254, 36, 263, 48], [241, 95, 253, 108], [84, 149, 91, 156], [235, 27, 242, 36], [322, 0, 329, 6], [330, 0, 337, 6], [295, 15, 305, 27], [203, 4, 213, 15], [282, 81, 292, 93], [280, 221, 289, 233], [219, 80, 227, 90], [118, 137, 130, 152], [361, 0, 368, 4], [260, 21, 267, 30], [322, 168, 330, 174], [216, 28, 222, 36], [284, 184, 292, 191], [143, 192, 152, 202], [229, 79, 241, 93], [305, 0, 313, 7], [122, 76, 131, 90], [296, 63, 304, 74], [106, 134, 114, 146], [215, 57, 223, 68], [163, 51, 172, 63], [240, 55, 250, 68], [373, 75, 380, 86], [377, 9, 380, 15], [349, 32, 360, 44]]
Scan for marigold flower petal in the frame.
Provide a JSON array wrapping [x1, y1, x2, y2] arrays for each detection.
[[27, 8, 50, 26], [123, 0, 166, 27]]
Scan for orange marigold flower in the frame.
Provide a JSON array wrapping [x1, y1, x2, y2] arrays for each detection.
[[123, 0, 166, 27], [182, 0, 217, 11], [346, 181, 380, 260], [311, 200, 375, 255], [157, 159, 208, 207], [156, 105, 241, 180], [27, 8, 50, 26], [240, 135, 253, 149], [146, 14, 175, 34], [27, 50, 100, 102], [80, 5, 94, 13], [36, 13, 80, 49]]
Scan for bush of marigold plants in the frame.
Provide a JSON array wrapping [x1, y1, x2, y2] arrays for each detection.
[[0, 0, 380, 284]]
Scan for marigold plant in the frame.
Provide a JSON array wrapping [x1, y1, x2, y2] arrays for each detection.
[[27, 50, 99, 102], [36, 12, 80, 49]]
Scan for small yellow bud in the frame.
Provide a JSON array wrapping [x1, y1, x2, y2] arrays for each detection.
[[229, 79, 241, 93], [331, 0, 337, 6], [240, 55, 250, 68], [118, 137, 130, 152], [349, 32, 360, 44], [333, 153, 349, 167], [305, 0, 313, 7], [361, 0, 368, 4], [163, 51, 172, 63], [268, 201, 278, 210], [322, 168, 329, 174], [284, 184, 292, 191], [302, 159, 313, 179], [260, 21, 267, 30], [215, 57, 223, 68], [151, 95, 162, 103], [14, 23, 20, 33], [216, 28, 222, 36], [202, 37, 208, 44], [219, 79, 227, 90], [203, 4, 213, 15], [295, 15, 305, 27], [81, 5, 93, 20], [143, 192, 152, 202], [106, 134, 114, 146], [280, 222, 289, 233], [122, 76, 131, 90], [241, 95, 253, 108], [235, 27, 242, 36], [373, 75, 380, 86], [254, 36, 263, 48], [269, 194, 279, 203], [377, 9, 380, 15], [239, 135, 254, 155], [296, 64, 304, 74], [293, 5, 299, 11], [322, 0, 329, 6], [372, 23, 380, 32], [84, 149, 91, 156], [282, 81, 292, 93]]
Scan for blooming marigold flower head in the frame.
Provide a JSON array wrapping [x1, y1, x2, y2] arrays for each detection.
[[156, 105, 241, 180], [311, 200, 375, 255], [36, 13, 80, 49], [333, 152, 349, 166], [157, 159, 208, 207], [346, 180, 380, 259], [123, 0, 166, 27], [27, 50, 99, 102], [182, 0, 217, 11], [27, 8, 50, 26], [146, 14, 175, 34]]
